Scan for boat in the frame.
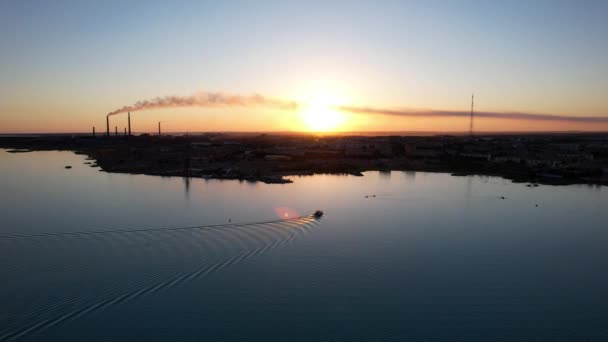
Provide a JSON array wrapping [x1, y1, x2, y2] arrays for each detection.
[[313, 210, 324, 219]]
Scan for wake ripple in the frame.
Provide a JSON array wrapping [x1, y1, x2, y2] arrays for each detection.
[[0, 215, 320, 341]]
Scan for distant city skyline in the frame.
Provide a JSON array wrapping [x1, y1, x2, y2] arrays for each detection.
[[1, 1, 608, 133]]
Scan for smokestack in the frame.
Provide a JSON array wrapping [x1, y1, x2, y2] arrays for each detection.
[[128, 112, 131, 136], [124, 127, 127, 136], [106, 115, 110, 137], [158, 121, 161, 136], [115, 126, 118, 136], [93, 126, 96, 137]]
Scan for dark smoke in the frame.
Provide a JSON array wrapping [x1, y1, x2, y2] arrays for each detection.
[[107, 91, 608, 124], [108, 92, 299, 116], [337, 106, 608, 123]]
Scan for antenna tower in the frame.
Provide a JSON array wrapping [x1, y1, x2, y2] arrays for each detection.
[[469, 93, 474, 138]]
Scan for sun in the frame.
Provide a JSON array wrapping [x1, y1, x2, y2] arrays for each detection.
[[299, 93, 346, 132]]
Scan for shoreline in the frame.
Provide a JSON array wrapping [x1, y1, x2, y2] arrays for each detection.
[[4, 148, 606, 187], [2, 133, 607, 186]]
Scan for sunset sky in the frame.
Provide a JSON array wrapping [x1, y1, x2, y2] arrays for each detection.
[[1, 1, 607, 133]]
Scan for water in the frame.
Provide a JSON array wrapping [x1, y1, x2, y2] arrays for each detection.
[[1, 149, 607, 341]]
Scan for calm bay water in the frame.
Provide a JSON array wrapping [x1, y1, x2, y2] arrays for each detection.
[[1, 149, 608, 341]]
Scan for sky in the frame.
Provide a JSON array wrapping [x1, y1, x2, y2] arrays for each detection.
[[1, 0, 607, 133]]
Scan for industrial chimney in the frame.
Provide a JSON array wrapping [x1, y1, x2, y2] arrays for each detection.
[[158, 121, 161, 136], [106, 115, 110, 137], [115, 126, 118, 136], [128, 112, 132, 136]]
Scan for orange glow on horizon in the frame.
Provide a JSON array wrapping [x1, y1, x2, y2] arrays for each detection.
[[2, 90, 608, 133], [297, 92, 348, 132]]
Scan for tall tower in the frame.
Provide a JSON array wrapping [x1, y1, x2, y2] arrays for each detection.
[[128, 112, 132, 136], [469, 93, 474, 138], [106, 115, 110, 137]]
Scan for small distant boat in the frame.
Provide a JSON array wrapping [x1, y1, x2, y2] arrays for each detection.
[[313, 210, 324, 219]]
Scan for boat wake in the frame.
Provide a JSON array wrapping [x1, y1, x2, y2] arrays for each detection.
[[0, 215, 320, 341]]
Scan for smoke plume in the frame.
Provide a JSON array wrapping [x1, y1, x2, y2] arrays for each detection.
[[108, 90, 608, 124], [337, 106, 608, 123], [108, 91, 299, 116]]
